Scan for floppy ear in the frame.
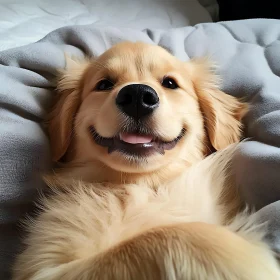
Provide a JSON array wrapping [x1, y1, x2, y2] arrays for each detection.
[[47, 55, 90, 162], [188, 58, 248, 150]]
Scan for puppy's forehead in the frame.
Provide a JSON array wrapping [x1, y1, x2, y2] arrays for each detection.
[[96, 42, 178, 74]]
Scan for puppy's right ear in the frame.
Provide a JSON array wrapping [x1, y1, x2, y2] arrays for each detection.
[[186, 58, 248, 151], [47, 55, 90, 162]]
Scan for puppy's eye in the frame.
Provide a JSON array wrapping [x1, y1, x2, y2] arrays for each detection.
[[162, 77, 178, 89], [95, 79, 114, 91]]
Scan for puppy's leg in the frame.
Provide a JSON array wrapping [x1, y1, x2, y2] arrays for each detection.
[[14, 222, 280, 280], [91, 222, 280, 280]]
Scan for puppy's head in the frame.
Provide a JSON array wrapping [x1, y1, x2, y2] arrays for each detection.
[[48, 42, 247, 174]]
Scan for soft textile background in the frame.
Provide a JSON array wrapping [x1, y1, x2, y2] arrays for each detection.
[[0, 19, 280, 278], [0, 0, 212, 51]]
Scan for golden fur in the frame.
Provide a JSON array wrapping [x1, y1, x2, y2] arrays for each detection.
[[13, 42, 280, 280]]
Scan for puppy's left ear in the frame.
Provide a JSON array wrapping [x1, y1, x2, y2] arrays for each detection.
[[187, 58, 248, 150], [47, 55, 90, 162]]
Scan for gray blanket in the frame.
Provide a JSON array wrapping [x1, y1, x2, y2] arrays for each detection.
[[1, 19, 280, 279]]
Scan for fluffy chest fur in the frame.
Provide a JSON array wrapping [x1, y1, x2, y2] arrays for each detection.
[[14, 144, 280, 280], [40, 147, 232, 262]]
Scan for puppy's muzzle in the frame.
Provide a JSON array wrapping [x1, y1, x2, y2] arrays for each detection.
[[116, 84, 159, 120]]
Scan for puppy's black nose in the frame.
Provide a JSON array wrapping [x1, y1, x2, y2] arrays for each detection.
[[116, 84, 159, 119]]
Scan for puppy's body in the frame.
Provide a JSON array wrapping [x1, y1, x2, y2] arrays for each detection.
[[13, 42, 280, 279], [14, 146, 280, 280]]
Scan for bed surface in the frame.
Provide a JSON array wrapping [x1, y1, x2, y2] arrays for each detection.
[[0, 0, 213, 51]]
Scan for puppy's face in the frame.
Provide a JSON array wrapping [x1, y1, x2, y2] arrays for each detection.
[[49, 42, 246, 174]]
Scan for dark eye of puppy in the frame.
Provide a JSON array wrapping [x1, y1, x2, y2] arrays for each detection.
[[96, 79, 114, 91], [161, 77, 178, 89]]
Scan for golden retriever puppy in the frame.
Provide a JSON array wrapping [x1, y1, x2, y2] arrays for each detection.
[[13, 42, 280, 280]]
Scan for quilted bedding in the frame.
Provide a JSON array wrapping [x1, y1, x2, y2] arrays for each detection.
[[0, 19, 280, 279]]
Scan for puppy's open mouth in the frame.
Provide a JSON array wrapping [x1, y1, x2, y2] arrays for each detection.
[[89, 126, 186, 157]]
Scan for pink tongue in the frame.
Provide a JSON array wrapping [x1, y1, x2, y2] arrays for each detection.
[[120, 133, 153, 144]]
